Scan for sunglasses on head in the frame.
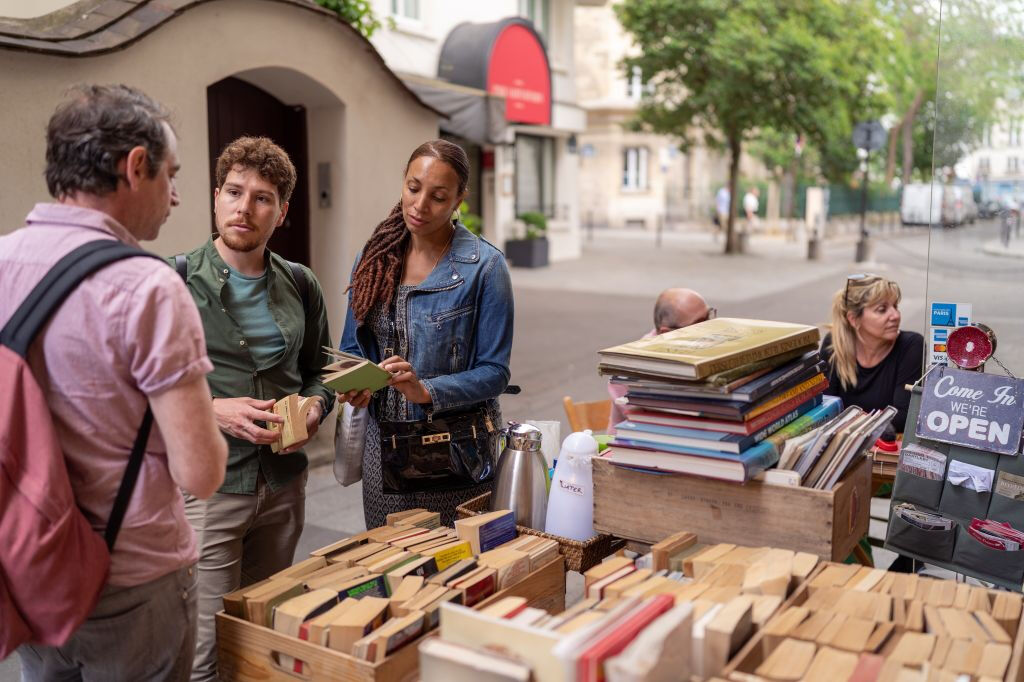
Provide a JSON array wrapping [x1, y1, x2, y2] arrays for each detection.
[[845, 273, 880, 307]]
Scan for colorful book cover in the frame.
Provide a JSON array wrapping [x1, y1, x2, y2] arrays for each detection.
[[478, 513, 517, 553], [339, 574, 389, 600], [433, 542, 473, 571]]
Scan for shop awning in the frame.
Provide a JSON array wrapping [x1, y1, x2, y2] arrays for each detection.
[[401, 74, 508, 146]]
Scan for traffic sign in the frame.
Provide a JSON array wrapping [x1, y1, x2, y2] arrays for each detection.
[[853, 120, 887, 151]]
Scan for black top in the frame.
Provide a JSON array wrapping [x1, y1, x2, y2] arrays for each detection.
[[820, 330, 925, 434]]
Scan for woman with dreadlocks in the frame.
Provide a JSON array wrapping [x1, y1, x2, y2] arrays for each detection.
[[338, 140, 514, 528]]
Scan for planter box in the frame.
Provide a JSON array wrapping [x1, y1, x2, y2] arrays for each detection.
[[592, 456, 870, 561], [215, 557, 566, 681], [504, 237, 549, 268]]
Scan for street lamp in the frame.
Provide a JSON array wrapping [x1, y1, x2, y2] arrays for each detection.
[[852, 120, 887, 263]]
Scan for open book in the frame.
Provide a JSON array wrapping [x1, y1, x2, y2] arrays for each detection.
[[268, 393, 320, 453], [321, 347, 391, 395]]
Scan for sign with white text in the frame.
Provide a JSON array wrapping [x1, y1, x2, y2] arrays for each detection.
[[916, 366, 1024, 455], [928, 301, 972, 367]]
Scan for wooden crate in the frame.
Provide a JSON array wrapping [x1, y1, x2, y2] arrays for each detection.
[[592, 456, 870, 561], [723, 562, 1024, 682], [216, 557, 566, 681]]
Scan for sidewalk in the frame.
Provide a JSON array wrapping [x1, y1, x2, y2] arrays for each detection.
[[981, 239, 1024, 258]]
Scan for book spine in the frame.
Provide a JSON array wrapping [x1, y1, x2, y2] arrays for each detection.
[[744, 390, 824, 434], [742, 374, 827, 421], [739, 360, 824, 402], [762, 397, 843, 451], [433, 542, 473, 571], [694, 332, 820, 378], [741, 396, 823, 448], [478, 515, 516, 553], [340, 576, 388, 600]]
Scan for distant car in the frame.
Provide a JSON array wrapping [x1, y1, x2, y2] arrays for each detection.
[[979, 199, 1003, 219]]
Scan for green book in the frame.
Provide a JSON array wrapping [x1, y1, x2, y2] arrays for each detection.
[[321, 347, 391, 394]]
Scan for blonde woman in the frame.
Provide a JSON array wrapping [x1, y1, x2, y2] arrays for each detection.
[[820, 274, 924, 434]]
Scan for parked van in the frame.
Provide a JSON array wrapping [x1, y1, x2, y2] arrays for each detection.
[[900, 183, 975, 227], [901, 183, 941, 226]]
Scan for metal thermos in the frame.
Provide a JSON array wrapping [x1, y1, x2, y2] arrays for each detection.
[[490, 421, 549, 530]]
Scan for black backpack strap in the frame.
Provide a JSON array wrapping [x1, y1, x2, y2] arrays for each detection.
[[174, 253, 188, 282], [287, 261, 309, 310], [0, 239, 163, 552]]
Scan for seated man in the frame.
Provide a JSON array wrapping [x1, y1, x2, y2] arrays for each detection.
[[607, 288, 714, 430]]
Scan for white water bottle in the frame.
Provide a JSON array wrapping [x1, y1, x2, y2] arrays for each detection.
[[544, 430, 599, 540]]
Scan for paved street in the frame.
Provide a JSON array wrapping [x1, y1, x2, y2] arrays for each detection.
[[2, 220, 1020, 679]]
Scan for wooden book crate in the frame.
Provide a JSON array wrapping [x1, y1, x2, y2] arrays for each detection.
[[216, 557, 565, 681], [592, 456, 871, 561], [724, 562, 1024, 682]]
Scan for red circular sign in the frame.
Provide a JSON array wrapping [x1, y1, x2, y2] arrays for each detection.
[[486, 24, 551, 126]]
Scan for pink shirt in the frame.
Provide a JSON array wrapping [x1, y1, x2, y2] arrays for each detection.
[[0, 204, 213, 586]]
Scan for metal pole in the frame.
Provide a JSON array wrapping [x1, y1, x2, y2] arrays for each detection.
[[656, 214, 663, 247], [855, 138, 873, 263]]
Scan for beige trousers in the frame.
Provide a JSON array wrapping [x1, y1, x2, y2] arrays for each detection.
[[184, 470, 306, 682]]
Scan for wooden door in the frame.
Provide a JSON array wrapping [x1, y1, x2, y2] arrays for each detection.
[[207, 76, 310, 265]]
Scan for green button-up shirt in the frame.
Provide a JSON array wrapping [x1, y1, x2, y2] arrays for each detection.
[[171, 238, 335, 494]]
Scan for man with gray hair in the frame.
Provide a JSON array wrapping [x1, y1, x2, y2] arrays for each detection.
[[607, 288, 715, 430], [0, 84, 226, 680]]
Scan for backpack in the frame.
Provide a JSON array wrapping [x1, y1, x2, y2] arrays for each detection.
[[0, 240, 162, 658]]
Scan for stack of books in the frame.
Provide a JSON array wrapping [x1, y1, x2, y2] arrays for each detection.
[[220, 509, 559, 669], [421, 541, 821, 682], [598, 318, 841, 482]]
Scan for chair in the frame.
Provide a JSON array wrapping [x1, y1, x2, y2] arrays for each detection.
[[562, 396, 612, 433]]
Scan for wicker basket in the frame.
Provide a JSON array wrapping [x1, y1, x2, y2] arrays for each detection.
[[456, 491, 625, 573]]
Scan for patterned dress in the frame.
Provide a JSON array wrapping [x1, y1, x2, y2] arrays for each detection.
[[361, 285, 496, 529]]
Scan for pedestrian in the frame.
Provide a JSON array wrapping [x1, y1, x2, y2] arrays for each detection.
[[715, 185, 730, 240], [743, 186, 760, 234], [1, 84, 226, 681], [174, 136, 335, 682], [338, 139, 514, 529]]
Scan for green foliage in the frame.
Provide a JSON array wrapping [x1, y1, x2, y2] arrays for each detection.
[[517, 212, 547, 240], [459, 201, 483, 236], [616, 0, 897, 251], [314, 0, 382, 38]]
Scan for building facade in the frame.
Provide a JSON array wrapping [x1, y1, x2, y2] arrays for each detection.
[[573, 3, 764, 232], [369, 0, 600, 262], [0, 0, 439, 331]]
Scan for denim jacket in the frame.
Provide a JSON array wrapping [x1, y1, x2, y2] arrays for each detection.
[[339, 223, 514, 421]]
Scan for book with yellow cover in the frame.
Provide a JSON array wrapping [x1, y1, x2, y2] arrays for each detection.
[[598, 318, 820, 380]]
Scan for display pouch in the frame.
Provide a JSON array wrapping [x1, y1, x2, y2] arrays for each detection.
[[986, 455, 1024, 531], [937, 446, 998, 523], [951, 525, 1024, 584], [885, 506, 957, 563], [378, 408, 496, 494], [891, 441, 950, 509]]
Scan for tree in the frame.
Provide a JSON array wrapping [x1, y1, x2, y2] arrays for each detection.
[[315, 0, 382, 38], [616, 0, 895, 253]]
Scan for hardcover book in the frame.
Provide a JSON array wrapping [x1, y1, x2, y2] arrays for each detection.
[[599, 318, 820, 380]]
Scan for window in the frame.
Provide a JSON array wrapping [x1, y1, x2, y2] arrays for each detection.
[[519, 0, 549, 39], [1008, 157, 1020, 174], [515, 135, 556, 217], [622, 147, 649, 190], [628, 66, 643, 101], [391, 0, 419, 20]]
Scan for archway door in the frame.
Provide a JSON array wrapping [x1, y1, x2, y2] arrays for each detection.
[[207, 76, 310, 265]]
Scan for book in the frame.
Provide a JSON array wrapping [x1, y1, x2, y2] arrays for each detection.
[[567, 595, 677, 682], [450, 567, 498, 606], [598, 318, 820, 380], [422, 589, 464, 629], [604, 602, 694, 682], [455, 509, 516, 555], [625, 393, 822, 438], [271, 555, 328, 580], [428, 558, 479, 586], [352, 610, 425, 662], [267, 393, 320, 453], [272, 588, 339, 672], [336, 573, 389, 600], [394, 510, 442, 529], [302, 599, 357, 647], [424, 541, 474, 570], [385, 555, 439, 592], [614, 354, 824, 404], [479, 596, 530, 619], [326, 596, 390, 654], [386, 508, 429, 525], [243, 577, 304, 627], [477, 547, 531, 589], [602, 345, 815, 387], [419, 637, 532, 682], [320, 347, 391, 394], [623, 373, 828, 422], [388, 575, 425, 606], [304, 564, 369, 591], [601, 441, 780, 482]]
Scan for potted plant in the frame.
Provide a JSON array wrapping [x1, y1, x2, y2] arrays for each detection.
[[504, 211, 549, 268]]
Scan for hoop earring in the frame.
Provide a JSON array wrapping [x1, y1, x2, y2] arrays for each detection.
[[452, 208, 462, 223]]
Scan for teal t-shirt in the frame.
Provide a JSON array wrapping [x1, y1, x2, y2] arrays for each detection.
[[222, 266, 286, 370]]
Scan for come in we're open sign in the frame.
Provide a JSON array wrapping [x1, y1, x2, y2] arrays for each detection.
[[916, 366, 1024, 455]]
